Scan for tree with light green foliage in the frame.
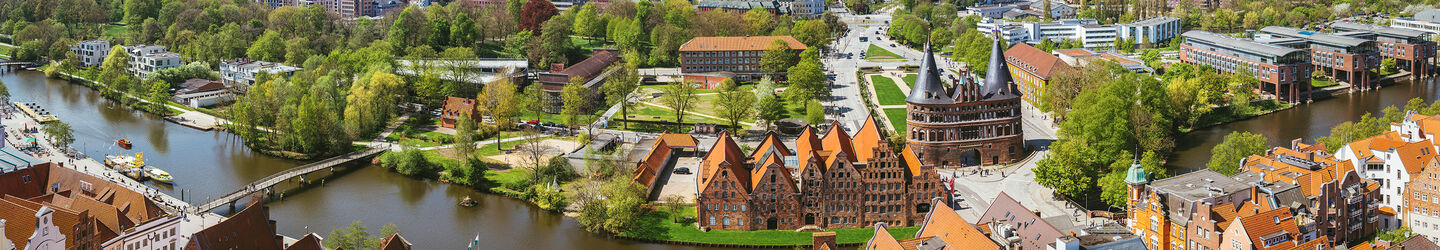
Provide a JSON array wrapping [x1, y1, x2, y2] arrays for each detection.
[[760, 39, 798, 75], [660, 81, 699, 130], [561, 78, 592, 133], [805, 100, 825, 125], [712, 79, 755, 129], [325, 221, 400, 250], [1207, 131, 1268, 176], [455, 111, 478, 161]]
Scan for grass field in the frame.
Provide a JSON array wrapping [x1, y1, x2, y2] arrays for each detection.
[[1311, 78, 1339, 88], [884, 108, 908, 133], [102, 25, 129, 39], [621, 206, 920, 245], [865, 44, 903, 59], [476, 139, 528, 157], [902, 74, 917, 87], [871, 75, 908, 106]]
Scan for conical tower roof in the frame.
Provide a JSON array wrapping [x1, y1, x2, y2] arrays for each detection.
[[905, 41, 954, 105], [982, 35, 1021, 100]]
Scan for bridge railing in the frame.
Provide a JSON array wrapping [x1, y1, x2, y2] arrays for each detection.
[[194, 145, 388, 212]]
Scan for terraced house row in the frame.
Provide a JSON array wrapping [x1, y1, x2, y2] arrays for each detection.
[[694, 117, 947, 231]]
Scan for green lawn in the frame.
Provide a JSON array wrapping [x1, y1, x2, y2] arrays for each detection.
[[865, 44, 903, 59], [884, 108, 908, 133], [102, 25, 129, 39], [485, 170, 528, 188], [621, 206, 919, 246], [1311, 78, 1339, 88], [476, 139, 528, 157], [902, 74, 918, 88], [871, 75, 908, 106]]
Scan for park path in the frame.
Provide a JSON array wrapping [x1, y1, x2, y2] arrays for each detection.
[[636, 101, 757, 127]]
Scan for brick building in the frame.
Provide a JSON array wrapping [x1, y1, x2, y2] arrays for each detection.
[[1003, 42, 1070, 106], [865, 198, 999, 249], [1257, 26, 1380, 90], [536, 49, 621, 113], [1333, 22, 1438, 78], [694, 117, 947, 231], [0, 163, 168, 250], [185, 202, 283, 250], [1239, 140, 1381, 244], [1408, 158, 1440, 243], [1180, 31, 1312, 102], [439, 96, 478, 128], [905, 37, 1024, 167], [679, 36, 806, 82]]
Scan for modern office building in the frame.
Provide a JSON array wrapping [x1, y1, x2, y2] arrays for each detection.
[[1391, 9, 1440, 36], [1257, 26, 1381, 90], [1333, 22, 1437, 77], [905, 38, 1024, 167], [679, 36, 807, 82], [123, 45, 183, 78], [976, 16, 1180, 49], [219, 58, 303, 92], [69, 40, 111, 67], [1053, 48, 1153, 72], [1179, 30, 1311, 102]]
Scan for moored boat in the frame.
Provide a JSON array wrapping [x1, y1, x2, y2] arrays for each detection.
[[144, 166, 173, 184], [117, 139, 132, 149]]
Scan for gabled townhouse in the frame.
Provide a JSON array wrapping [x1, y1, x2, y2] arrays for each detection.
[[973, 192, 1065, 249], [865, 198, 999, 250], [1240, 139, 1382, 243], [1220, 208, 1331, 250]]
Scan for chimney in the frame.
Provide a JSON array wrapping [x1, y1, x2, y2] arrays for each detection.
[[812, 232, 837, 250], [550, 63, 566, 73]]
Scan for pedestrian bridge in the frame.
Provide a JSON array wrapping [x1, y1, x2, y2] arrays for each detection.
[[192, 145, 389, 213]]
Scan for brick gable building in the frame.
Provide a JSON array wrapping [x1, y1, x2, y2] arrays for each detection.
[[694, 117, 948, 231]]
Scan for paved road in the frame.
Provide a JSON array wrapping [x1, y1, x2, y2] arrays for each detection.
[[822, 7, 973, 133]]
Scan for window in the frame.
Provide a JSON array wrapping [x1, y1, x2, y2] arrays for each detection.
[[710, 216, 716, 225]]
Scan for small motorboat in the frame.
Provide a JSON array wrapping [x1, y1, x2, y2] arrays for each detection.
[[118, 139, 132, 149], [144, 166, 173, 184]]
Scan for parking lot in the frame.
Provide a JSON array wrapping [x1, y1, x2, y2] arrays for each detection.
[[655, 157, 701, 203]]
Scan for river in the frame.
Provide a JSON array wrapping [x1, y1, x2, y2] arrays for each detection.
[[1, 71, 722, 249], [1169, 77, 1438, 172]]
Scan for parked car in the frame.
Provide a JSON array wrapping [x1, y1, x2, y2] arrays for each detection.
[[673, 167, 692, 174], [525, 120, 540, 124]]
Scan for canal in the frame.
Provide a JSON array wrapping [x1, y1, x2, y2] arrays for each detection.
[[1170, 77, 1439, 172], [2, 71, 721, 249]]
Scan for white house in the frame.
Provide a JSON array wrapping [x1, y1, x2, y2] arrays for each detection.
[[1333, 111, 1440, 230], [68, 40, 110, 67], [171, 79, 233, 108], [24, 207, 64, 250], [123, 45, 183, 78], [219, 58, 302, 92]]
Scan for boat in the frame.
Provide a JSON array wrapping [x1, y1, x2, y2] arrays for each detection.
[[117, 139, 132, 149], [104, 153, 144, 169], [143, 166, 173, 184], [123, 168, 147, 181]]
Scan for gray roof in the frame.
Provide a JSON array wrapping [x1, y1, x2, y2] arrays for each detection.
[[982, 36, 1020, 100], [906, 41, 954, 105], [1182, 30, 1305, 58], [1085, 237, 1148, 250], [1332, 21, 1432, 38], [1149, 170, 1252, 204], [1418, 9, 1440, 23], [1258, 26, 1371, 48]]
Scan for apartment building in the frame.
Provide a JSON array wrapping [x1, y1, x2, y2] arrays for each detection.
[[254, 0, 382, 18], [123, 45, 183, 78], [1256, 26, 1380, 90], [1179, 31, 1311, 102], [977, 16, 1180, 49], [1391, 10, 1440, 37], [1239, 139, 1383, 244], [219, 58, 303, 92], [69, 40, 111, 67], [1408, 160, 1440, 243], [1333, 22, 1437, 77], [1003, 42, 1070, 105], [679, 36, 806, 82]]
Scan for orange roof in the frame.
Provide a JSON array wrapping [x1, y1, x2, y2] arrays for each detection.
[[749, 131, 791, 163], [1236, 208, 1300, 250], [866, 224, 905, 250], [1212, 202, 1260, 230], [852, 116, 884, 162], [379, 233, 412, 250], [902, 146, 924, 177], [1289, 236, 1330, 250], [1003, 43, 1068, 79], [916, 198, 997, 249], [1346, 132, 1405, 162], [1392, 139, 1435, 174], [285, 233, 325, 250], [796, 126, 823, 165], [699, 131, 751, 194], [657, 133, 698, 148], [631, 140, 671, 189], [821, 121, 857, 163], [751, 160, 797, 190], [1053, 48, 1094, 57], [1376, 207, 1396, 216], [679, 36, 807, 52]]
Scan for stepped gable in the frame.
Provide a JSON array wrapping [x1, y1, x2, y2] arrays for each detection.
[[699, 131, 752, 193], [905, 41, 955, 105], [982, 35, 1021, 100], [851, 116, 884, 163], [821, 121, 857, 163]]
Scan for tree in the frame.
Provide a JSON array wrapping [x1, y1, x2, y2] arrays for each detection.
[[1381, 58, 1397, 74], [1042, 0, 1053, 21], [573, 3, 605, 38], [451, 12, 479, 47], [479, 77, 521, 130], [601, 63, 639, 128], [759, 39, 798, 75], [123, 0, 156, 27], [380, 148, 429, 176], [99, 45, 131, 80], [743, 8, 774, 35], [791, 20, 831, 47], [520, 0, 559, 34], [0, 79, 10, 102], [785, 56, 826, 110], [805, 100, 825, 125], [521, 83, 547, 121], [540, 14, 575, 65], [428, 17, 451, 48], [325, 221, 399, 250], [661, 194, 687, 222], [1207, 131, 1268, 175], [388, 6, 427, 50], [247, 31, 286, 62], [561, 78, 592, 133], [455, 112, 478, 161], [712, 79, 755, 129], [504, 30, 534, 57], [659, 81, 698, 129], [754, 95, 786, 131], [42, 120, 76, 148]]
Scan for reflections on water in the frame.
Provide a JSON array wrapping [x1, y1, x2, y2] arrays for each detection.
[[1170, 78, 1438, 172], [1, 71, 727, 249]]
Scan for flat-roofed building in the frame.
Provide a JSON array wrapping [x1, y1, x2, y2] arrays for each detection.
[[1332, 22, 1437, 78], [219, 58, 303, 92], [1180, 30, 1311, 102], [679, 36, 806, 82], [1257, 26, 1381, 90], [124, 45, 183, 78], [69, 40, 111, 67]]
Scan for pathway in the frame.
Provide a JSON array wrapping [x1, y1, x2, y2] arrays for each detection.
[[414, 134, 550, 151], [56, 71, 238, 131], [636, 101, 757, 127]]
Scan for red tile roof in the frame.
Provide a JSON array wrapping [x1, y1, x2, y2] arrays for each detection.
[[285, 233, 325, 250], [699, 131, 751, 194], [1236, 208, 1300, 250], [975, 192, 1064, 250], [679, 36, 807, 52], [917, 198, 997, 249], [851, 116, 884, 163], [187, 202, 282, 250], [379, 234, 412, 250], [1004, 43, 1068, 79]]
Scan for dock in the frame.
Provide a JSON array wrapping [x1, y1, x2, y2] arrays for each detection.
[[14, 102, 58, 122]]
